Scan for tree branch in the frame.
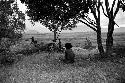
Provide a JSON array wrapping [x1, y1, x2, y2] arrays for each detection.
[[114, 0, 120, 18], [84, 16, 97, 28], [121, 0, 125, 5], [114, 21, 120, 27], [97, 0, 101, 26], [101, 4, 109, 17], [105, 0, 110, 16], [111, 0, 117, 12], [91, 8, 98, 21], [77, 19, 97, 32], [86, 14, 97, 25]]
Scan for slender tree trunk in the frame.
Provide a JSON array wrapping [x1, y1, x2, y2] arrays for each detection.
[[53, 29, 57, 42], [106, 19, 115, 55]]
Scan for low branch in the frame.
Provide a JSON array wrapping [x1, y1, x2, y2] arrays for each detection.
[[77, 19, 97, 32], [114, 21, 120, 27], [86, 14, 97, 25], [84, 17, 97, 28]]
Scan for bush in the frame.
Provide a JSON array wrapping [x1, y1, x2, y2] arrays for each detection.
[[0, 53, 25, 66], [0, 38, 12, 50], [0, 53, 15, 66], [9, 40, 39, 54], [40, 42, 64, 52]]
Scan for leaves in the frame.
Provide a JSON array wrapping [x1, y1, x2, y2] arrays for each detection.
[[20, 0, 89, 31], [0, 0, 25, 39]]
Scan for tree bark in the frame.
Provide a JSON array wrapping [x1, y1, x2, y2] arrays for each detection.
[[53, 29, 57, 42], [106, 19, 115, 55], [96, 2, 105, 57], [97, 28, 105, 57]]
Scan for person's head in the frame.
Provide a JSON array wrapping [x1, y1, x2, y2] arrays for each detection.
[[65, 43, 72, 49], [31, 37, 34, 39]]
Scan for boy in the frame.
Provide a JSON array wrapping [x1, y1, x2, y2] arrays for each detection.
[[64, 43, 75, 63]]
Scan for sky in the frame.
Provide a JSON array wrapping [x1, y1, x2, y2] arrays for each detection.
[[17, 0, 125, 33]]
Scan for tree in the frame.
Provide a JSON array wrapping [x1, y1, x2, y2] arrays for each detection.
[[101, 0, 125, 55], [77, 0, 105, 56], [41, 19, 77, 42], [0, 0, 25, 41], [20, 0, 84, 42], [20, 0, 105, 56]]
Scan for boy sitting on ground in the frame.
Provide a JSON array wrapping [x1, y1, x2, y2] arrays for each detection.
[[64, 43, 75, 63]]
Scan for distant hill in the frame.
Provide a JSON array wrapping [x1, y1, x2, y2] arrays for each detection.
[[101, 27, 125, 33], [25, 30, 40, 34], [114, 27, 125, 32], [24, 26, 125, 35]]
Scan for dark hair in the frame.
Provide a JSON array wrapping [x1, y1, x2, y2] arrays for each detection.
[[65, 43, 72, 49]]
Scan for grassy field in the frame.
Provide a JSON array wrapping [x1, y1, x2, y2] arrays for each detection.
[[23, 32, 125, 47], [0, 32, 125, 83]]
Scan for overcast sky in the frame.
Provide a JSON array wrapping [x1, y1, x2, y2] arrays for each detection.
[[17, 0, 125, 33]]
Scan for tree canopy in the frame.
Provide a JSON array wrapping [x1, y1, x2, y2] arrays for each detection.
[[20, 0, 90, 30], [20, 0, 91, 41], [20, 0, 125, 32]]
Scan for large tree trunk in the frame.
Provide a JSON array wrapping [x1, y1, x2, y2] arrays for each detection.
[[97, 27, 105, 57], [97, 32, 104, 57], [96, 2, 105, 57], [106, 19, 115, 55]]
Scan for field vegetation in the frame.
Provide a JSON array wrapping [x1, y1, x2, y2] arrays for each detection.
[[0, 32, 125, 83], [1, 0, 125, 83]]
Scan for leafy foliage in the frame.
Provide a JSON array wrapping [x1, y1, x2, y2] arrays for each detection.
[[20, 0, 90, 31], [0, 1, 13, 30], [0, 0, 25, 40], [20, 0, 91, 41]]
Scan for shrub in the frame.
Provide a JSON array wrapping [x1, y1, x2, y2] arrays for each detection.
[[0, 53, 15, 66], [9, 40, 39, 54], [40, 42, 64, 53], [0, 38, 12, 49], [0, 53, 25, 66]]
